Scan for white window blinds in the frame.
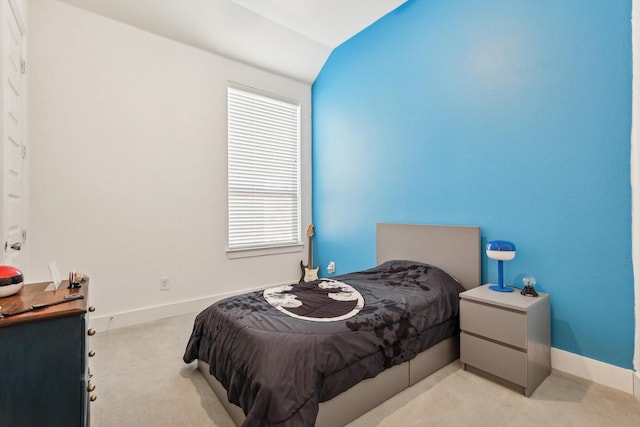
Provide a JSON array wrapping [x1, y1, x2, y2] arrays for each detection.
[[227, 85, 301, 250]]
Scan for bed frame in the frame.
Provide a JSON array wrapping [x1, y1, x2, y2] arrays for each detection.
[[198, 223, 480, 426]]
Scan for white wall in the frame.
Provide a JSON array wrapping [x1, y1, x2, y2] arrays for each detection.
[[26, 0, 312, 323]]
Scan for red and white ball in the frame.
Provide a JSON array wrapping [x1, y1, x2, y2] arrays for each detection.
[[0, 265, 24, 298]]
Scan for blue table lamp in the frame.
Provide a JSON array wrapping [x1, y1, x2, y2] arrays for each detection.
[[486, 240, 516, 292]]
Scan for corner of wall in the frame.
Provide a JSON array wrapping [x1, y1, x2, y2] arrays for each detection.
[[630, 0, 640, 393]]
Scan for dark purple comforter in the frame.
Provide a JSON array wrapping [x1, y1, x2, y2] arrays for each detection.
[[183, 260, 464, 426]]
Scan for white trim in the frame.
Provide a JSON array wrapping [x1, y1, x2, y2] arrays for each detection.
[[227, 243, 303, 259], [632, 0, 640, 384], [88, 283, 276, 332], [7, 0, 25, 35], [634, 371, 640, 400], [551, 347, 634, 395]]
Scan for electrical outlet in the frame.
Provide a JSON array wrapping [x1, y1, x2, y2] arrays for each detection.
[[160, 276, 170, 291], [327, 261, 335, 274]]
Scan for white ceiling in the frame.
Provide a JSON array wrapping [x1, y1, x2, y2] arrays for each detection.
[[60, 0, 407, 83]]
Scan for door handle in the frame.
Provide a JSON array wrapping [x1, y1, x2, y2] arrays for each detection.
[[10, 242, 21, 251]]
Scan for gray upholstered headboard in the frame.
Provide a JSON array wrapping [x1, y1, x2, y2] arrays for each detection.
[[376, 223, 481, 290]]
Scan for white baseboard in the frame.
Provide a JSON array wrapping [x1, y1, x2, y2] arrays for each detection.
[[90, 295, 638, 397], [551, 347, 635, 395], [88, 284, 269, 332]]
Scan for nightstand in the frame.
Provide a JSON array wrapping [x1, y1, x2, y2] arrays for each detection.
[[459, 284, 550, 397]]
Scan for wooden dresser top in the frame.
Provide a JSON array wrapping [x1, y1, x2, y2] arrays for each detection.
[[0, 280, 88, 328]]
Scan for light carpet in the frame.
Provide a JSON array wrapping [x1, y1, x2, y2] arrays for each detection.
[[90, 313, 640, 427]]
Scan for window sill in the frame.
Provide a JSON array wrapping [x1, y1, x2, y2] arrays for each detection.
[[227, 243, 304, 259]]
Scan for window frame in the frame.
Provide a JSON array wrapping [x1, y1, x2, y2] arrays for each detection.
[[226, 82, 303, 257]]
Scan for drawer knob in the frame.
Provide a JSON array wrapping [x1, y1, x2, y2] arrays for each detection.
[[90, 394, 97, 402], [87, 383, 95, 392], [88, 350, 96, 357], [88, 306, 96, 312], [87, 328, 96, 336]]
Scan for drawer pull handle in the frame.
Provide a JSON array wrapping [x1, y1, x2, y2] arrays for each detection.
[[87, 328, 96, 336], [87, 383, 95, 392], [90, 394, 97, 402], [88, 306, 96, 312], [88, 350, 96, 357]]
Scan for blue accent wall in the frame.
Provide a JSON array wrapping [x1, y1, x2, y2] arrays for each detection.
[[312, 0, 633, 368]]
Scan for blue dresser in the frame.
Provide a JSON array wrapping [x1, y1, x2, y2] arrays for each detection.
[[0, 281, 93, 426]]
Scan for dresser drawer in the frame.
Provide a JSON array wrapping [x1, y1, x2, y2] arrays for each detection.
[[460, 299, 526, 349], [461, 332, 527, 386]]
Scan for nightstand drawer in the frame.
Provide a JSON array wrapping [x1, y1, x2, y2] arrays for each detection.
[[460, 332, 527, 386], [460, 299, 526, 349]]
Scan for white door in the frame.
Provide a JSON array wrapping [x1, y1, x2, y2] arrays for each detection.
[[2, 0, 26, 264]]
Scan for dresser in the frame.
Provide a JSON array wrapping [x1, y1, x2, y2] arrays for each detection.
[[0, 280, 95, 426], [459, 284, 550, 397]]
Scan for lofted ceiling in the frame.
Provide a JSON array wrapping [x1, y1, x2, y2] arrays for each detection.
[[60, 0, 407, 84]]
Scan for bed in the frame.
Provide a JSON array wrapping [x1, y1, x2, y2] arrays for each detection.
[[184, 223, 480, 426]]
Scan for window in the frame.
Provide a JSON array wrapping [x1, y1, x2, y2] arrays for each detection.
[[227, 84, 301, 251]]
